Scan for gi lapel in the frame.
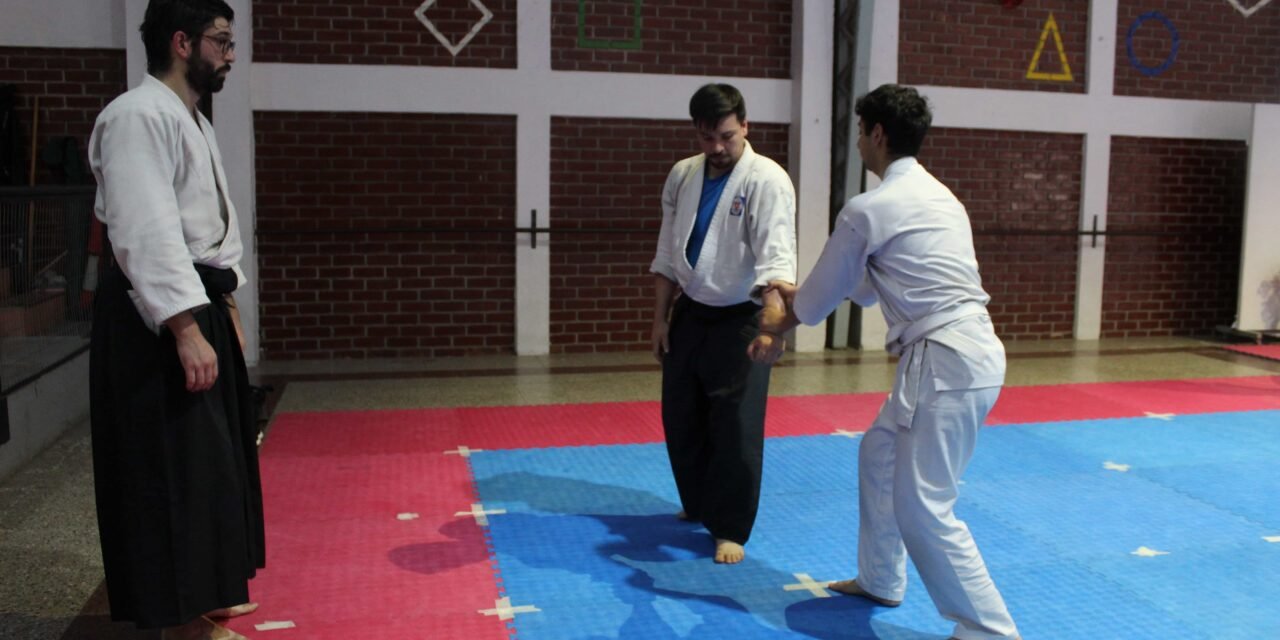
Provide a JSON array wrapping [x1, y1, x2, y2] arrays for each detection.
[[697, 142, 757, 262], [196, 113, 239, 248]]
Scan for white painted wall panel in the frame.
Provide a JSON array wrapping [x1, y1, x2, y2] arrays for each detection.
[[1237, 104, 1280, 332]]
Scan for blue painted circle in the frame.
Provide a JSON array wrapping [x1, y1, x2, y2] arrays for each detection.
[[1126, 11, 1180, 77]]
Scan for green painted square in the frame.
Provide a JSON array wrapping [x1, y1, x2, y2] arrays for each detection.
[[577, 0, 643, 50]]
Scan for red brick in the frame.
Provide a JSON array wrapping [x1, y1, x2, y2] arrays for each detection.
[[1115, 1, 1280, 103], [917, 128, 1083, 341], [253, 0, 516, 67], [1101, 137, 1246, 338], [0, 47, 126, 186], [548, 116, 789, 353], [256, 112, 516, 360], [899, 0, 1087, 93], [550, 0, 790, 78]]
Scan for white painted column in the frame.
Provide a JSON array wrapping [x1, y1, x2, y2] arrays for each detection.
[[856, 0, 899, 352], [1237, 104, 1280, 332], [219, 0, 259, 364], [1074, 133, 1109, 340], [788, 0, 835, 352], [125, 0, 147, 88], [515, 0, 551, 355], [1075, 0, 1119, 340], [515, 112, 551, 355]]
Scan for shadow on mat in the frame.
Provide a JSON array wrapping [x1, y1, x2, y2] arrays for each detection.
[[387, 517, 492, 576], [464, 471, 933, 639]]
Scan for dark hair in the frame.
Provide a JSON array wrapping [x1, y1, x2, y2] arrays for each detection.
[[854, 84, 932, 157], [140, 0, 235, 75], [689, 84, 746, 129]]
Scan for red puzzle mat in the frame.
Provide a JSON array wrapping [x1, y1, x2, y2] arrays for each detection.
[[1223, 344, 1280, 362], [226, 375, 1280, 638]]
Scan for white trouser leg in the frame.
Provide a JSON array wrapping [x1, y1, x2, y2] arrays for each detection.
[[854, 404, 909, 601], [894, 380, 1018, 640]]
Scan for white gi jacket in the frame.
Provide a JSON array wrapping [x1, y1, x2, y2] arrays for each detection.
[[794, 157, 1005, 426], [89, 75, 245, 331], [650, 141, 797, 306]]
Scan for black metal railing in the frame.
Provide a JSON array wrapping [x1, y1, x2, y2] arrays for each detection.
[[0, 185, 96, 396]]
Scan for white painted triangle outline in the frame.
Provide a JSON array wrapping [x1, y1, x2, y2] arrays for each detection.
[[1227, 0, 1274, 17]]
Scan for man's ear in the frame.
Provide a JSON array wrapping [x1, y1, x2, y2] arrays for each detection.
[[872, 123, 889, 149], [171, 31, 194, 63]]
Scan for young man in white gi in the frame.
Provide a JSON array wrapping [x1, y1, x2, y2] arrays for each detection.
[[650, 84, 794, 564], [756, 84, 1020, 639], [88, 1, 262, 638]]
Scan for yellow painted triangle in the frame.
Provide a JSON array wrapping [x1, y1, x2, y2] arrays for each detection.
[[1026, 12, 1074, 82]]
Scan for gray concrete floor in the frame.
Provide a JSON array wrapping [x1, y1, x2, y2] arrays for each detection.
[[1, 337, 1276, 639]]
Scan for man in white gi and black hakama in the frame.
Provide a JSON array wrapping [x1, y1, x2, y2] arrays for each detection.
[[650, 84, 795, 564], [88, 2, 263, 638], [758, 85, 1021, 640]]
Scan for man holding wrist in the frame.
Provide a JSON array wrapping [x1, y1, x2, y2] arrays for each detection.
[[650, 83, 796, 564], [88, 1, 263, 638], [755, 84, 1019, 640]]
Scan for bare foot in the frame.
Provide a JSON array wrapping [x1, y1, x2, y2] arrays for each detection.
[[207, 602, 259, 618], [827, 579, 901, 607], [160, 616, 249, 640], [714, 539, 745, 564]]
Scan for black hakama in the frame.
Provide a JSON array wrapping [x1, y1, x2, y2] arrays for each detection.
[[661, 296, 770, 545], [89, 263, 265, 629]]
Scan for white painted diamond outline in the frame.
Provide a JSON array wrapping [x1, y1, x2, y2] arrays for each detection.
[[414, 0, 494, 57], [1227, 0, 1274, 17]]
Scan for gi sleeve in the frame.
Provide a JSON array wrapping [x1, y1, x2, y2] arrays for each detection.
[[747, 172, 797, 298], [793, 214, 874, 326], [93, 108, 208, 325], [649, 164, 682, 282]]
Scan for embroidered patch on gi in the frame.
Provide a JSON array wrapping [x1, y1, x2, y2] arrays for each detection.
[[730, 195, 745, 216]]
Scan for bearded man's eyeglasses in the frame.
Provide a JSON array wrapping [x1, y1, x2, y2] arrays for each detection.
[[201, 34, 236, 55]]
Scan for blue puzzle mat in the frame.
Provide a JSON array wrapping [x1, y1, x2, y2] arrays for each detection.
[[470, 410, 1280, 639]]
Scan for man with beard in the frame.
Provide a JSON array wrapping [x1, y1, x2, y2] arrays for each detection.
[[650, 83, 795, 564], [87, 1, 263, 638]]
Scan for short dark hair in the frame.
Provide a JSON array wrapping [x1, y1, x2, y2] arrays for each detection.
[[140, 0, 235, 75], [854, 84, 932, 157], [689, 84, 746, 130]]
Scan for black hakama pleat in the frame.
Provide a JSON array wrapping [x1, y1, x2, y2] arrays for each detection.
[[89, 263, 265, 629]]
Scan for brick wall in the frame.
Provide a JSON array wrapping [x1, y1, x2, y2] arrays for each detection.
[[0, 47, 126, 185], [1115, 0, 1280, 103], [899, 0, 1087, 93], [1102, 137, 1246, 338], [916, 128, 1083, 340], [549, 117, 790, 353], [253, 0, 516, 67], [255, 112, 516, 360], [551, 0, 791, 78]]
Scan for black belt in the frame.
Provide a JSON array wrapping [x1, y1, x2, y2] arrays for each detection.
[[675, 295, 759, 321]]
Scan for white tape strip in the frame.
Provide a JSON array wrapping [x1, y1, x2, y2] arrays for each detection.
[[254, 620, 297, 631]]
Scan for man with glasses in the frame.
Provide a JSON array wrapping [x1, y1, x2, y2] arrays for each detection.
[[88, 1, 262, 638]]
